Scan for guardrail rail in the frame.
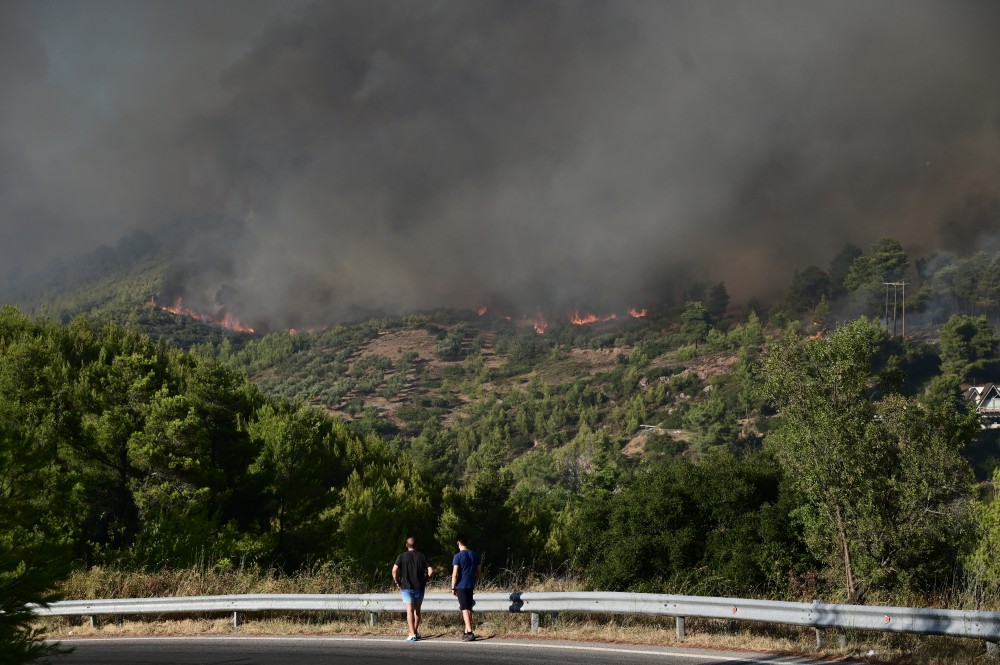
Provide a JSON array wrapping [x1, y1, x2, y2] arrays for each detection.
[[31, 591, 1000, 656]]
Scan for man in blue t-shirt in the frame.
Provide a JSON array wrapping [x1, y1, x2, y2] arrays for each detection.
[[450, 534, 482, 641]]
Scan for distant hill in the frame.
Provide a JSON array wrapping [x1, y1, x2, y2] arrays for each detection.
[[1, 223, 745, 460], [13, 223, 1000, 474], [2, 221, 256, 350]]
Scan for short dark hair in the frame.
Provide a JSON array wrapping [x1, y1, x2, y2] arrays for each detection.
[[456, 534, 469, 546], [406, 536, 417, 549]]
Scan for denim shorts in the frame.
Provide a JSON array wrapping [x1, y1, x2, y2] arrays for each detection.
[[401, 588, 424, 604]]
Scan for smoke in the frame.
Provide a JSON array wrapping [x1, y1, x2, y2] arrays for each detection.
[[2, 0, 1000, 328]]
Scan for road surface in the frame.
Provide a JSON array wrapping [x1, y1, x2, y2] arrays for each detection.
[[49, 635, 856, 665]]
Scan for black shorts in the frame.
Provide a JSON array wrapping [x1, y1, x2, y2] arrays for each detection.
[[455, 588, 475, 611]]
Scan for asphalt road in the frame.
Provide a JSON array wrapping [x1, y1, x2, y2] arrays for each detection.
[[49, 636, 854, 665]]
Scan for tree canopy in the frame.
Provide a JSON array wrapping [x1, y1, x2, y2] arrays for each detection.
[[760, 318, 977, 601]]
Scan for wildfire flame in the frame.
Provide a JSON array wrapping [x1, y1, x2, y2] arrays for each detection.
[[526, 313, 548, 334], [570, 310, 619, 325], [157, 296, 255, 334], [474, 303, 649, 333]]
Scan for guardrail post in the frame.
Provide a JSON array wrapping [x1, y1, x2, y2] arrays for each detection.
[[816, 628, 848, 649], [368, 612, 378, 627], [89, 615, 96, 629], [232, 611, 240, 628], [530, 613, 540, 632], [987, 640, 998, 658], [675, 617, 685, 638]]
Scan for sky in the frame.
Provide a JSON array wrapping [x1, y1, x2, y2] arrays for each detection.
[[2, 0, 999, 328]]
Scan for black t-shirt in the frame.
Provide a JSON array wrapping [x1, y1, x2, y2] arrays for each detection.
[[394, 550, 429, 590]]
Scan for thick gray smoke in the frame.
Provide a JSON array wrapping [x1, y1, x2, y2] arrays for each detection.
[[2, 0, 999, 328]]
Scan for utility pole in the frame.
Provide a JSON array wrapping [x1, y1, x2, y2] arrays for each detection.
[[884, 282, 891, 332], [883, 282, 906, 338]]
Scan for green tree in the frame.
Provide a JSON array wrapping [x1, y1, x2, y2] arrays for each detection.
[[783, 266, 830, 315], [938, 314, 1000, 380], [327, 450, 434, 579], [966, 468, 1000, 590], [869, 236, 910, 283], [683, 393, 740, 453], [812, 295, 830, 328], [126, 390, 219, 568], [575, 450, 809, 595], [679, 301, 712, 349], [248, 404, 343, 567], [0, 421, 72, 664], [845, 237, 909, 317], [761, 318, 976, 600], [829, 243, 863, 299], [873, 393, 978, 589], [706, 282, 730, 320], [436, 442, 540, 568]]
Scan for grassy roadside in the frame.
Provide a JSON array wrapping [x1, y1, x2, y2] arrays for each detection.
[[34, 567, 995, 664]]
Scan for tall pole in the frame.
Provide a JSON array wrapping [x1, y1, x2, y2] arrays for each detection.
[[884, 282, 890, 331], [892, 284, 899, 337], [901, 282, 905, 337], [883, 282, 907, 338]]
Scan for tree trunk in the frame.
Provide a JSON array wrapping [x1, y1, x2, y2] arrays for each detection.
[[835, 505, 856, 601]]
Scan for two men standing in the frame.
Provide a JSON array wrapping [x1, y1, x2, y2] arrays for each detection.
[[392, 535, 482, 642]]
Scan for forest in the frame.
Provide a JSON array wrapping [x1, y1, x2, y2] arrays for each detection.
[[5, 234, 1000, 661]]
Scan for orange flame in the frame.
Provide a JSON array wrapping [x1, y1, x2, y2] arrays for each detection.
[[629, 308, 648, 318], [158, 296, 255, 334], [521, 310, 548, 334], [476, 305, 488, 316], [570, 311, 619, 325]]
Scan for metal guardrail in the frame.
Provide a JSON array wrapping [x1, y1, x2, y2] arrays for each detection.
[[31, 592, 1000, 655]]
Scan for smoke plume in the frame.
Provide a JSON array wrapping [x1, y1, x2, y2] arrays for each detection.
[[2, 0, 999, 328]]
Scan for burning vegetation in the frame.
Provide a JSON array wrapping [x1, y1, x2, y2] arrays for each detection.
[[153, 296, 256, 334]]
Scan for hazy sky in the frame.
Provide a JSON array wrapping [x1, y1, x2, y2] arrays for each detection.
[[2, 1, 999, 327]]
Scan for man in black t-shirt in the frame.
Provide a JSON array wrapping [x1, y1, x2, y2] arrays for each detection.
[[392, 536, 434, 642]]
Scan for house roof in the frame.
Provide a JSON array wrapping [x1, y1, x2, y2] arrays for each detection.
[[966, 383, 1000, 409]]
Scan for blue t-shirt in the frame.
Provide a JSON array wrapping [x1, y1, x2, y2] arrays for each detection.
[[452, 549, 481, 589]]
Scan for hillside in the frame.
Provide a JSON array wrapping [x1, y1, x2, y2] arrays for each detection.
[[213, 312, 724, 449], [4, 238, 765, 470], [5, 230, 983, 467]]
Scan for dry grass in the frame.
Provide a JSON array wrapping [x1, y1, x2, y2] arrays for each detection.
[[37, 567, 997, 664], [57, 561, 366, 600]]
